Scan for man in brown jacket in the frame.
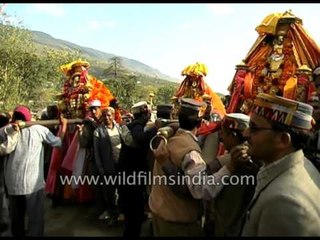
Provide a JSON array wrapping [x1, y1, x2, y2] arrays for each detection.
[[239, 93, 320, 236], [149, 98, 207, 237]]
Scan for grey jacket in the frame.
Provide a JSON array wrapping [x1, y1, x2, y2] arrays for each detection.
[[241, 150, 320, 236]]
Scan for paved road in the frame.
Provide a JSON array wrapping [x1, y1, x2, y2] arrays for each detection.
[[44, 197, 153, 237]]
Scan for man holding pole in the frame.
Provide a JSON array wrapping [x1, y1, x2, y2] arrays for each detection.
[[2, 105, 67, 237]]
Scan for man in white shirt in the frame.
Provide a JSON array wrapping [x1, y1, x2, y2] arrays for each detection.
[[2, 105, 67, 237]]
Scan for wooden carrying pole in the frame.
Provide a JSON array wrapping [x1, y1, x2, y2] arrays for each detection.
[[18, 118, 84, 128]]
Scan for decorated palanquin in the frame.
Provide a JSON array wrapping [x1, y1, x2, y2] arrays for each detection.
[[173, 62, 226, 137], [175, 62, 226, 117], [58, 59, 115, 118], [46, 60, 115, 203], [227, 10, 320, 114]]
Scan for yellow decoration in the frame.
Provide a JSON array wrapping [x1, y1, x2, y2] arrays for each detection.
[[255, 12, 283, 35], [297, 64, 312, 74], [255, 10, 301, 36], [60, 59, 90, 76], [283, 76, 297, 100], [181, 62, 208, 77]]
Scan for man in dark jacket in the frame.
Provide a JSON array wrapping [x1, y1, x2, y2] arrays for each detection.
[[118, 101, 159, 237], [93, 107, 122, 225], [76, 99, 103, 206]]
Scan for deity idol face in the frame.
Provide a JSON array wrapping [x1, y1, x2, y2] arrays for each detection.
[[72, 75, 80, 87]]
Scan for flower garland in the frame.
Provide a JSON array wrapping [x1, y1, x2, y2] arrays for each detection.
[[248, 34, 296, 99], [251, 55, 268, 98], [279, 34, 297, 94]]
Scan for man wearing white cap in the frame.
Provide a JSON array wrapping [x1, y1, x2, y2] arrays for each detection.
[[202, 113, 261, 237], [118, 101, 159, 237], [77, 99, 103, 207], [78, 99, 103, 148]]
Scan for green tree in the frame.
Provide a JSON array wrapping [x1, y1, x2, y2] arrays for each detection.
[[134, 84, 156, 103], [38, 48, 81, 106], [0, 8, 81, 111], [103, 73, 137, 110], [104, 56, 123, 79], [103, 58, 138, 110], [0, 19, 42, 110], [156, 85, 177, 104]]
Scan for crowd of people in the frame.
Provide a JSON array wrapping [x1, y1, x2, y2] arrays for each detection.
[[1, 9, 320, 237], [0, 89, 319, 237], [151, 93, 320, 237]]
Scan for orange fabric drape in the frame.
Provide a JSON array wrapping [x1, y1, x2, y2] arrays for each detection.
[[204, 84, 226, 117], [244, 35, 269, 63], [246, 43, 273, 67], [283, 76, 297, 100], [290, 24, 320, 70]]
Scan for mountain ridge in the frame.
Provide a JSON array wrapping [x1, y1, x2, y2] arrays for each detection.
[[31, 30, 180, 83]]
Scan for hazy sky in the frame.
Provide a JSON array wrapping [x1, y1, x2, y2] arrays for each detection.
[[3, 3, 320, 94]]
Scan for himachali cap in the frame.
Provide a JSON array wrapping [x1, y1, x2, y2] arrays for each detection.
[[157, 104, 173, 114], [89, 99, 101, 108], [252, 93, 314, 130], [179, 98, 207, 118], [222, 113, 250, 131], [131, 101, 149, 114]]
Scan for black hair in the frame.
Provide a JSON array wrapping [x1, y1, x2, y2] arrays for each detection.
[[270, 121, 313, 150], [47, 105, 59, 119], [203, 104, 212, 121], [133, 112, 143, 119], [110, 98, 119, 109], [132, 105, 149, 119], [221, 126, 246, 145], [157, 111, 171, 119], [178, 114, 202, 131], [233, 129, 247, 143], [12, 111, 27, 122]]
